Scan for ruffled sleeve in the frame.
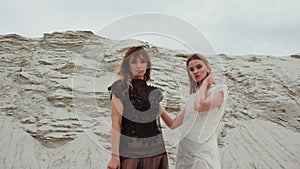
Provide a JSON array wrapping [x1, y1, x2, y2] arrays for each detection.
[[107, 80, 128, 100], [148, 86, 164, 105]]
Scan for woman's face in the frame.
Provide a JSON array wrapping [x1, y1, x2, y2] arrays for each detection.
[[187, 59, 210, 83], [129, 55, 147, 79]]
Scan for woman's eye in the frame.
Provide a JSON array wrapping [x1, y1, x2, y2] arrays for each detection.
[[189, 68, 194, 72]]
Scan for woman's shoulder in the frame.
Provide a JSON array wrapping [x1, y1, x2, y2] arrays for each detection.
[[109, 79, 128, 89], [208, 84, 228, 101], [210, 84, 228, 93], [108, 79, 128, 99], [147, 83, 162, 90], [147, 83, 164, 102], [147, 83, 165, 94]]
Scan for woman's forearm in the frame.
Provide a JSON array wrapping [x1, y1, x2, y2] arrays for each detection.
[[111, 123, 121, 156], [110, 94, 123, 157], [160, 111, 176, 128], [194, 82, 209, 111], [160, 105, 184, 129]]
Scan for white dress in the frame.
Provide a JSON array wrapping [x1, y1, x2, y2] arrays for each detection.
[[175, 84, 228, 169]]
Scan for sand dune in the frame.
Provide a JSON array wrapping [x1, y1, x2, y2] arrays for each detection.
[[0, 31, 299, 169]]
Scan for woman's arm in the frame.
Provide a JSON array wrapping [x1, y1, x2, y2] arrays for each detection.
[[194, 74, 224, 112], [108, 94, 123, 169], [160, 104, 185, 129]]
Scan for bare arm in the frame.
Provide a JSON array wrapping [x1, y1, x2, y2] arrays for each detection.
[[108, 94, 123, 169], [160, 104, 185, 129]]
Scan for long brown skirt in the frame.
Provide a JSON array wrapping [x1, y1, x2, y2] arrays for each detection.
[[120, 153, 169, 169]]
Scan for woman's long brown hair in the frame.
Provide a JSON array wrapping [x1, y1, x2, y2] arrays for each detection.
[[118, 46, 152, 87]]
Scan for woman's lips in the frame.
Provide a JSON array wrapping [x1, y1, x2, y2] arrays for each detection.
[[136, 70, 144, 74]]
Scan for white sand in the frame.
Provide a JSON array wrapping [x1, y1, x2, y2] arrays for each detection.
[[0, 31, 299, 169]]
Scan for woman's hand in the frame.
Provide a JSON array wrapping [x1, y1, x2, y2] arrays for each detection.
[[107, 155, 120, 169], [202, 72, 213, 87]]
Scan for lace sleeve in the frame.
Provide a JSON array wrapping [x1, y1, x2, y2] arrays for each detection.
[[108, 80, 128, 100], [148, 86, 164, 104]]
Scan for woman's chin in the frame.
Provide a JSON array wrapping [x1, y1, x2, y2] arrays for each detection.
[[194, 78, 204, 83], [134, 75, 144, 79]]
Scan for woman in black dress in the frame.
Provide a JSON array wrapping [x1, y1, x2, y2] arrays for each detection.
[[107, 46, 168, 169]]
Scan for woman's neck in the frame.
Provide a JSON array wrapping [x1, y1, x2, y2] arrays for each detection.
[[133, 76, 144, 80]]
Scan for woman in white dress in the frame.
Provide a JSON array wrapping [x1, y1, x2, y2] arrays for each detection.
[[160, 53, 228, 169]]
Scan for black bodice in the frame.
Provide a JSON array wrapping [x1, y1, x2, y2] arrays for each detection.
[[109, 79, 166, 158], [110, 79, 163, 138]]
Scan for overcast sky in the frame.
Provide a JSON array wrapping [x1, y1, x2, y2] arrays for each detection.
[[1, 0, 299, 56]]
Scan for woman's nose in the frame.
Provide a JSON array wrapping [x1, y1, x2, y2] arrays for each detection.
[[137, 62, 142, 67]]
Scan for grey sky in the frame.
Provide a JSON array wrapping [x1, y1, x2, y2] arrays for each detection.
[[1, 0, 299, 56]]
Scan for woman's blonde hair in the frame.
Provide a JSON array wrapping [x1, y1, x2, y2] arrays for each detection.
[[186, 53, 211, 94]]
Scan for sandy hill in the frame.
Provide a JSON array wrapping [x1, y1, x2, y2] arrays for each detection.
[[0, 31, 299, 169]]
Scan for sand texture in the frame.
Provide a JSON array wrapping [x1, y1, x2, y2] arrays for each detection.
[[0, 31, 299, 169]]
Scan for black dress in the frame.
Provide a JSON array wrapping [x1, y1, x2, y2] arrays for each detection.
[[109, 79, 169, 169]]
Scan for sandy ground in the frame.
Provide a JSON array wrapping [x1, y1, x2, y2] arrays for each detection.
[[0, 31, 299, 169]]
